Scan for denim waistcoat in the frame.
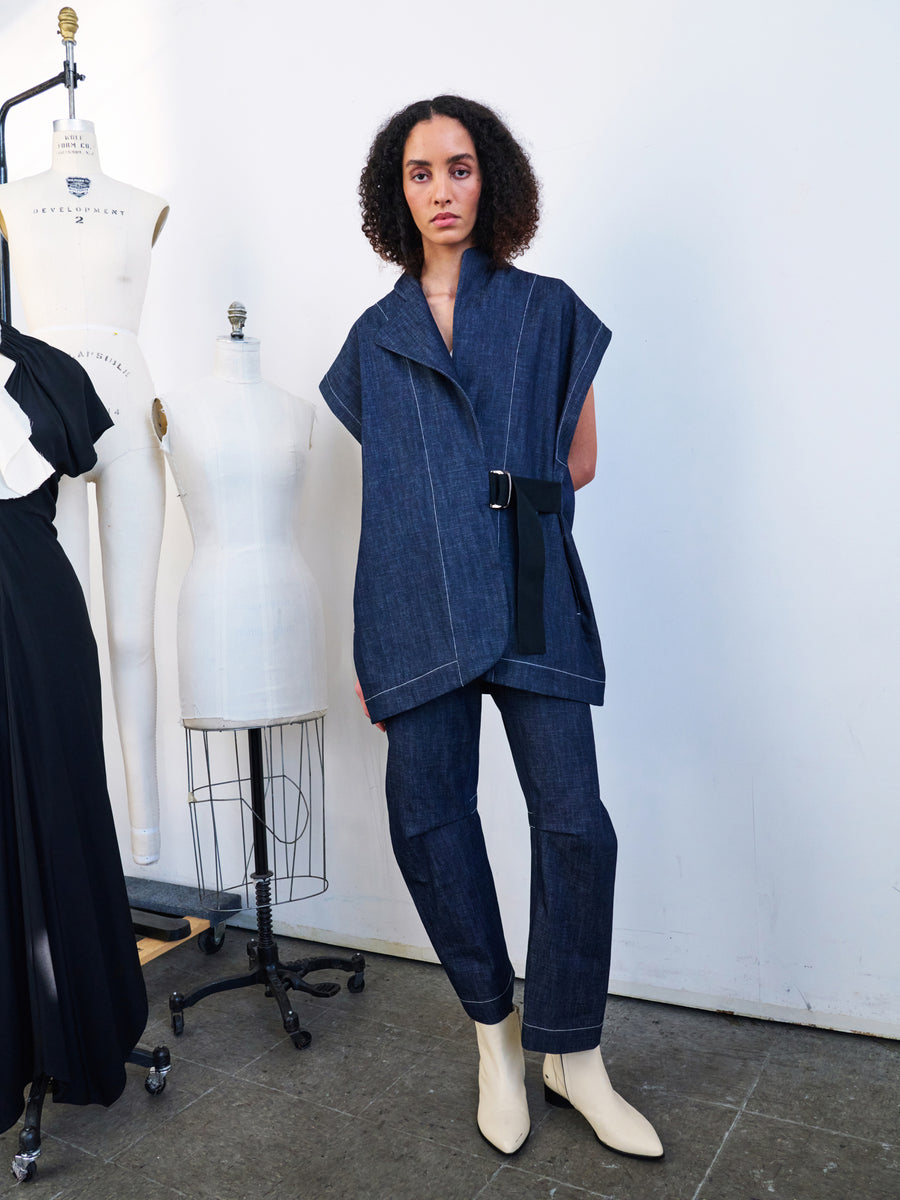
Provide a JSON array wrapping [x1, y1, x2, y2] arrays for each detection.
[[320, 249, 611, 724]]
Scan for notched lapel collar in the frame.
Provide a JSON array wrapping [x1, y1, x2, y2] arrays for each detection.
[[372, 274, 457, 381]]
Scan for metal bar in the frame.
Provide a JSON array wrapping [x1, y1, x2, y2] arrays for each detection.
[[248, 728, 270, 877]]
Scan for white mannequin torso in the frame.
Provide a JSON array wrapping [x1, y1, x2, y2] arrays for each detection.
[[159, 336, 327, 728], [0, 119, 168, 864], [0, 119, 168, 467], [0, 120, 168, 330]]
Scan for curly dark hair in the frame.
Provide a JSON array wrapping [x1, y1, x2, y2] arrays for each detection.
[[359, 95, 540, 277]]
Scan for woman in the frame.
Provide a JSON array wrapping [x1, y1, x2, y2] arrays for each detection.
[[320, 96, 662, 1159]]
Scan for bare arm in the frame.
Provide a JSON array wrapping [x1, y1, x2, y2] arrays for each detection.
[[568, 385, 597, 490]]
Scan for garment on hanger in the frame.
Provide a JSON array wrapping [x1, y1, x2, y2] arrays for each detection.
[[0, 321, 148, 1134]]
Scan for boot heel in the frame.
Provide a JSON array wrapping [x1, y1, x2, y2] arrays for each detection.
[[544, 1083, 573, 1109]]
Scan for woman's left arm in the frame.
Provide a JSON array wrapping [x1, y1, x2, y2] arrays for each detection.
[[568, 385, 597, 490]]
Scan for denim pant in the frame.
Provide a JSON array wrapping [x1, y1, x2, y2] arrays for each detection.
[[384, 680, 617, 1053]]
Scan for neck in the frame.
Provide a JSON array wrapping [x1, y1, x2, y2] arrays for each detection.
[[213, 336, 262, 383], [419, 242, 470, 296], [51, 119, 101, 173]]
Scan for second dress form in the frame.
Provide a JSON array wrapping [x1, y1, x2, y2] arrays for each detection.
[[0, 118, 169, 864], [157, 331, 327, 727]]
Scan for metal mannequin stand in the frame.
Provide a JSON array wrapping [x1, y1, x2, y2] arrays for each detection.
[[3, 10, 171, 1183], [169, 717, 365, 1049]]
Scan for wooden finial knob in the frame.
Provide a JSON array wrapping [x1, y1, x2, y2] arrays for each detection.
[[58, 7, 78, 42]]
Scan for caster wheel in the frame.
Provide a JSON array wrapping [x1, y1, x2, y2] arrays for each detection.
[[347, 974, 365, 993], [11, 1158, 36, 1183], [145, 1068, 167, 1095], [171, 1011, 184, 1036], [197, 926, 226, 955], [291, 1029, 312, 1050]]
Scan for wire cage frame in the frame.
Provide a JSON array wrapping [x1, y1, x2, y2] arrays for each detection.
[[185, 717, 327, 915]]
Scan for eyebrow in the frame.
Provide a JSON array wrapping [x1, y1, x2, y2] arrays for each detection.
[[404, 152, 477, 168]]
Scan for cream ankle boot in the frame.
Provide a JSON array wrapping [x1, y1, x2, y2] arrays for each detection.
[[543, 1047, 663, 1159], [474, 1008, 530, 1153]]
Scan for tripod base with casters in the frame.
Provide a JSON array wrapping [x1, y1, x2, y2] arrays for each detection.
[[10, 1046, 171, 1183], [169, 870, 365, 1049]]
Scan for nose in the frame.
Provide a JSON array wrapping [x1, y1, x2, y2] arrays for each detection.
[[433, 176, 451, 206]]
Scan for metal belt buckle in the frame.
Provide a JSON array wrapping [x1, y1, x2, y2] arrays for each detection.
[[489, 469, 512, 509]]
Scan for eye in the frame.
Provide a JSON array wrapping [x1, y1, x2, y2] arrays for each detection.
[[410, 170, 429, 182], [452, 166, 471, 179]]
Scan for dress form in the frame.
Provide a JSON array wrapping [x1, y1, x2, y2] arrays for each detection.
[[160, 311, 353, 1049], [0, 118, 169, 865], [157, 307, 327, 727]]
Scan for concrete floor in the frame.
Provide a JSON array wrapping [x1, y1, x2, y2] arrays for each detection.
[[2, 929, 898, 1199]]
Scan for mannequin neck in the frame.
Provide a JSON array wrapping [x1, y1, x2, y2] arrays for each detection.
[[51, 119, 101, 173], [214, 336, 262, 383]]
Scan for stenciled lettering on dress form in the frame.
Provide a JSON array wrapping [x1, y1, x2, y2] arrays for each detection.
[[0, 119, 169, 865], [157, 330, 327, 730]]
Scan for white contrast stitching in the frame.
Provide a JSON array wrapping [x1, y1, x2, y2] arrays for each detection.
[[365, 660, 458, 702], [522, 1020, 603, 1032], [406, 360, 461, 685], [459, 968, 516, 1006], [502, 275, 537, 471], [555, 324, 604, 467], [499, 658, 603, 684], [322, 375, 361, 432]]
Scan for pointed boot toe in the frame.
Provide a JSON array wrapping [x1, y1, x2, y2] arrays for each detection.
[[543, 1049, 663, 1160], [475, 1009, 530, 1154]]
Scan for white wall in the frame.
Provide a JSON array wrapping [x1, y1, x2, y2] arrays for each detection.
[[2, 0, 898, 1036]]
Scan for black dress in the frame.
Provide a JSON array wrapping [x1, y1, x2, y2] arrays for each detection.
[[0, 322, 148, 1134]]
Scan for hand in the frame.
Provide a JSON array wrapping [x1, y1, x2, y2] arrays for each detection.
[[355, 678, 386, 732]]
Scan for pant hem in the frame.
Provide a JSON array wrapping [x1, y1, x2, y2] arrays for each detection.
[[459, 984, 515, 1026], [521, 1024, 604, 1054]]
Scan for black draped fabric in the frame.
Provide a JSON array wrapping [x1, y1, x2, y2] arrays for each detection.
[[0, 322, 148, 1135]]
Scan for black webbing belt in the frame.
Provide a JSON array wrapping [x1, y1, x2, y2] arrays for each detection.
[[489, 469, 562, 655]]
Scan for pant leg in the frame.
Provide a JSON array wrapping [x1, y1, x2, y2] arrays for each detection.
[[384, 682, 515, 1025], [489, 684, 617, 1054]]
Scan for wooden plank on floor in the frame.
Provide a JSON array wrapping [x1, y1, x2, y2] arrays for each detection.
[[137, 915, 209, 967]]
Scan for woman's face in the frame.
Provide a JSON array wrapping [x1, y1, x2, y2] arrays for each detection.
[[402, 115, 482, 256]]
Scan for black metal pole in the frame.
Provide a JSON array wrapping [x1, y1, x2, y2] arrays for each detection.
[[247, 727, 270, 878]]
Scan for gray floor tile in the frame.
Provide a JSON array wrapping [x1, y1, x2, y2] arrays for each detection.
[[141, 950, 211, 1027], [297, 946, 474, 1041], [695, 1110, 900, 1200], [31, 1058, 224, 1162], [162, 981, 338, 1072], [115, 1080, 333, 1200], [363, 1043, 550, 1161], [307, 1112, 501, 1200], [520, 1093, 735, 1200], [602, 1034, 769, 1109], [236, 1011, 453, 1117], [0, 1133, 185, 1198], [604, 995, 778, 1058], [476, 1164, 615, 1199], [746, 1031, 900, 1143], [3, 935, 894, 1200], [117, 1078, 498, 1200]]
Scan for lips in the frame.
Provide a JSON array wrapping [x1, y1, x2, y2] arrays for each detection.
[[431, 213, 458, 226]]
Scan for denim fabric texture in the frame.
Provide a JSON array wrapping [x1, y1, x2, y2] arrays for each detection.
[[320, 249, 612, 724], [384, 681, 617, 1053]]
